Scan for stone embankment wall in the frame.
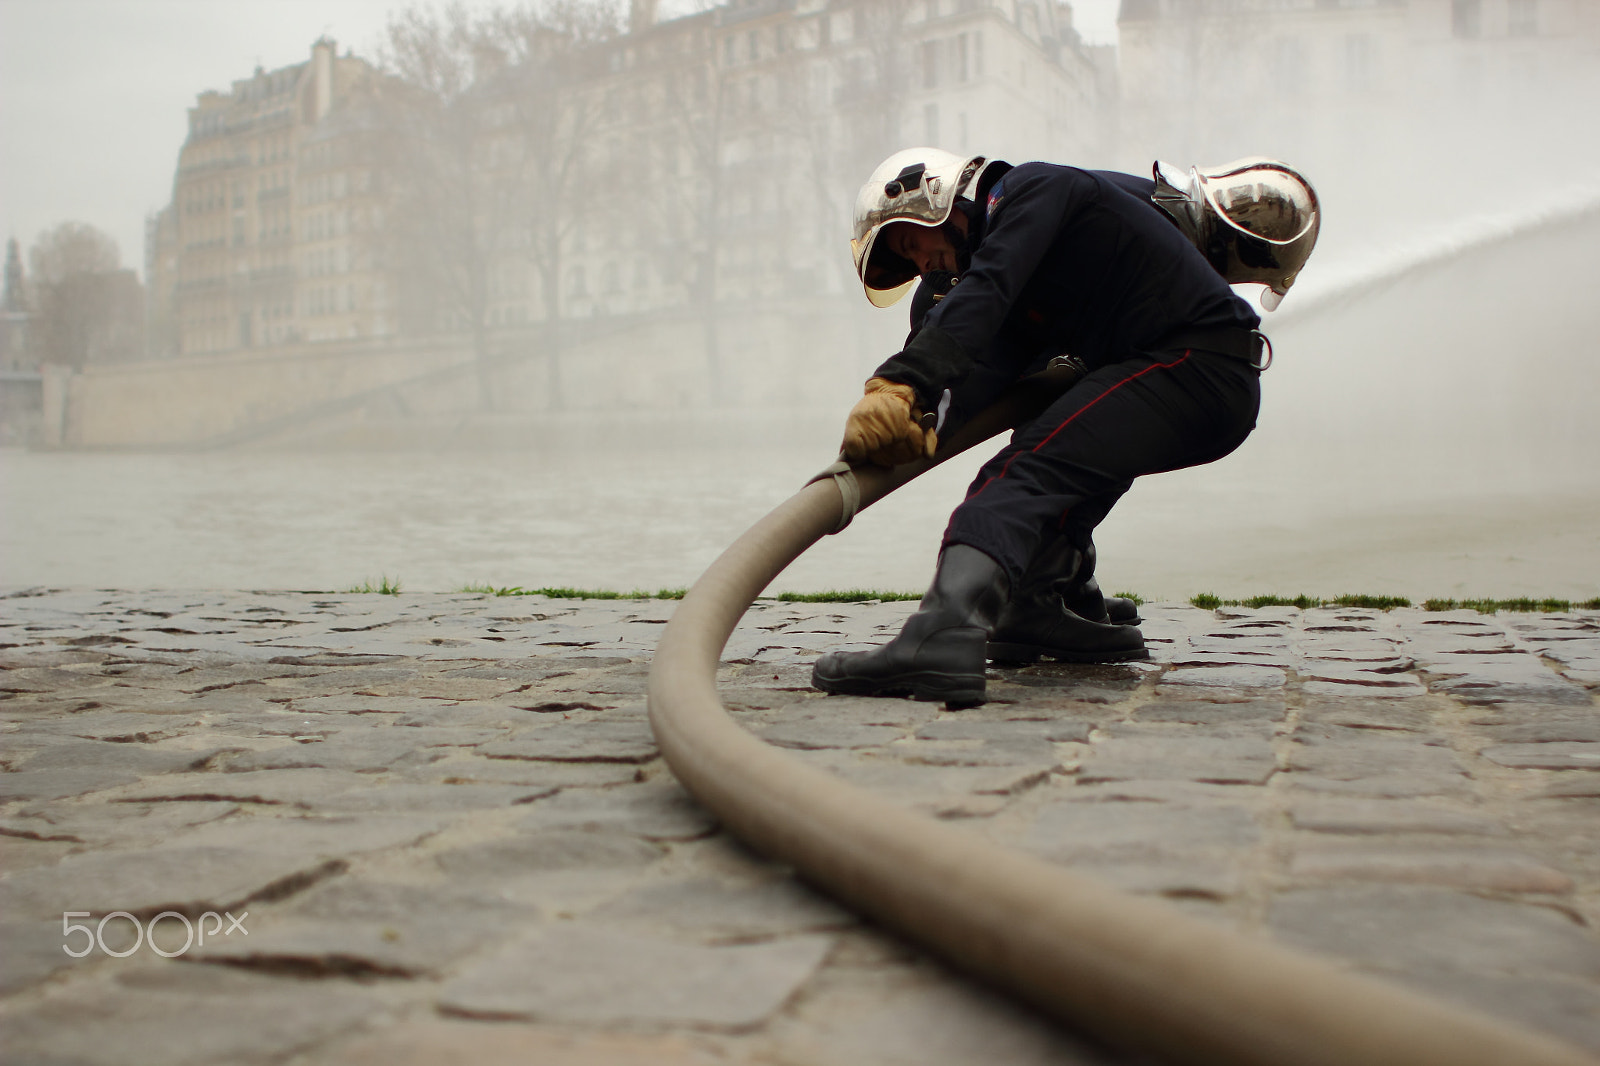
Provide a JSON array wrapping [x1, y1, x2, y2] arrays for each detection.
[[40, 300, 885, 449]]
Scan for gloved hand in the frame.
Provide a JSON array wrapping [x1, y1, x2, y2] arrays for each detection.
[[841, 377, 937, 467]]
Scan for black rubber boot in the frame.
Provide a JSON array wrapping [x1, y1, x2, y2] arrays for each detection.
[[989, 537, 1147, 664], [1061, 542, 1142, 627], [812, 545, 1008, 707]]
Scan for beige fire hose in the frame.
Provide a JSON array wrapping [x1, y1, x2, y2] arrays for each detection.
[[645, 399, 1596, 1066]]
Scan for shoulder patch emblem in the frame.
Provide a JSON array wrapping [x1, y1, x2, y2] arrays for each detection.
[[986, 180, 1006, 220]]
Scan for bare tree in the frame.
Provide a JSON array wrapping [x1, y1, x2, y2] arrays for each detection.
[[27, 222, 142, 367], [374, 1, 620, 412]]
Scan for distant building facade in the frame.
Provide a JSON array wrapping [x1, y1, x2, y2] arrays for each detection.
[[147, 39, 388, 358], [145, 2, 1106, 366]]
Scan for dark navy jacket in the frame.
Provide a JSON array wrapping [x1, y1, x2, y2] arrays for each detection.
[[876, 161, 1259, 410]]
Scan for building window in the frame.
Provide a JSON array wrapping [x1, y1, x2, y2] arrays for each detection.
[[1508, 0, 1537, 36], [922, 39, 940, 89], [924, 102, 939, 145], [1452, 0, 1482, 39]]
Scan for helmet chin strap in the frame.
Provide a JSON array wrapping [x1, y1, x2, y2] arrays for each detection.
[[941, 198, 982, 275]]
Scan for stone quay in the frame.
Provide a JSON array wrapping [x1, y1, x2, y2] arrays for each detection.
[[2, 589, 1598, 1064]]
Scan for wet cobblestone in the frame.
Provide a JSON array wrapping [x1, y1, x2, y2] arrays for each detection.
[[1, 589, 1597, 1063]]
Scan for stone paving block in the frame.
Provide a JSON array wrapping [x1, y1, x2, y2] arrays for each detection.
[[14, 736, 216, 775], [516, 780, 718, 841], [1126, 699, 1285, 725], [479, 719, 658, 763], [112, 768, 377, 808], [0, 844, 347, 920], [1078, 730, 1276, 785], [993, 661, 1153, 700], [188, 908, 519, 977], [1301, 679, 1428, 699], [1298, 699, 1434, 732], [1157, 665, 1287, 691], [590, 875, 854, 940], [767, 968, 1115, 1066], [786, 748, 1057, 812], [224, 726, 499, 773], [279, 693, 472, 716], [0, 766, 142, 801], [1284, 728, 1467, 781], [915, 718, 1092, 744], [1287, 798, 1502, 835], [433, 829, 664, 880], [418, 753, 640, 788], [761, 713, 909, 750], [9, 710, 202, 743], [0, 962, 382, 1066], [3, 800, 239, 849], [1268, 885, 1600, 979], [1296, 638, 1407, 662], [168, 811, 448, 859], [1289, 846, 1572, 893], [310, 1020, 729, 1066], [318, 781, 557, 813], [1537, 777, 1600, 799], [1026, 800, 1260, 856], [0, 917, 103, 994], [1473, 717, 1600, 744], [438, 924, 833, 1027], [1285, 773, 1476, 799], [1480, 743, 1600, 771], [1425, 659, 1592, 705], [1390, 970, 1600, 1055]]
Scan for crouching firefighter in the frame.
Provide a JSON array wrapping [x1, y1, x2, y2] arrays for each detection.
[[811, 148, 1319, 706]]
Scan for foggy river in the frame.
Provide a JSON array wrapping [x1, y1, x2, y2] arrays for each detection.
[[4, 416, 1597, 602]]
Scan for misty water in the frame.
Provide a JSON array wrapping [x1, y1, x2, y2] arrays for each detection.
[[3, 414, 1597, 601]]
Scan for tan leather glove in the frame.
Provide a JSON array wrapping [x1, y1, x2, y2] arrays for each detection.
[[841, 377, 938, 467]]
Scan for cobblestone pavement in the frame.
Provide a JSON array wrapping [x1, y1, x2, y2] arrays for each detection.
[[1, 588, 1598, 1065]]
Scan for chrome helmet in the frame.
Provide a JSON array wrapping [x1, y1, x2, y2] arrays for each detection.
[[1151, 157, 1320, 310], [851, 147, 987, 308]]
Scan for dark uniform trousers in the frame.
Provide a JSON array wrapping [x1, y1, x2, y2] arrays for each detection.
[[935, 345, 1262, 590]]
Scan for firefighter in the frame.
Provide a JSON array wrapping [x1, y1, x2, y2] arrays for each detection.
[[812, 148, 1318, 705]]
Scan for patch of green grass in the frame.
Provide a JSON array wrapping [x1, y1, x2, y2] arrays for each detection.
[[1240, 594, 1322, 609], [459, 584, 686, 600], [346, 576, 402, 595], [773, 589, 923, 603], [1332, 594, 1412, 609], [1193, 592, 1411, 611], [1423, 597, 1597, 615], [1110, 590, 1145, 607]]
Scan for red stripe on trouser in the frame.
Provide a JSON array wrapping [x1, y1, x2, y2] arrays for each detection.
[[963, 351, 1193, 505]]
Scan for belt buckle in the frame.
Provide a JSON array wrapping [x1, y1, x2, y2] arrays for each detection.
[[1250, 330, 1273, 371]]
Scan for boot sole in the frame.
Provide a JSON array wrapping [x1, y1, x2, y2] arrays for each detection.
[[812, 668, 986, 707], [987, 641, 1150, 665]]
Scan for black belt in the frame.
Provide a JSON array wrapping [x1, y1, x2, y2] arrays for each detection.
[[1153, 326, 1273, 370]]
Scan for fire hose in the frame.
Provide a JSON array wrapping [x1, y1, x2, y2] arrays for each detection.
[[645, 391, 1596, 1066]]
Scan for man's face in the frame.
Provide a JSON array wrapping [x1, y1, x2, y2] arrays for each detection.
[[881, 221, 958, 276]]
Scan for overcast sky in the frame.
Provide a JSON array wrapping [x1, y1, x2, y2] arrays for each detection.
[[0, 0, 1120, 279]]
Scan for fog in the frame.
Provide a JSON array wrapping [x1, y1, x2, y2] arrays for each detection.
[[2, 0, 1598, 601]]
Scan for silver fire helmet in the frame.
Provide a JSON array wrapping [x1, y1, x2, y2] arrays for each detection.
[[851, 147, 988, 308], [1151, 157, 1321, 311]]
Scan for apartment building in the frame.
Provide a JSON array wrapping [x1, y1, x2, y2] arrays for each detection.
[[149, 39, 384, 357]]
